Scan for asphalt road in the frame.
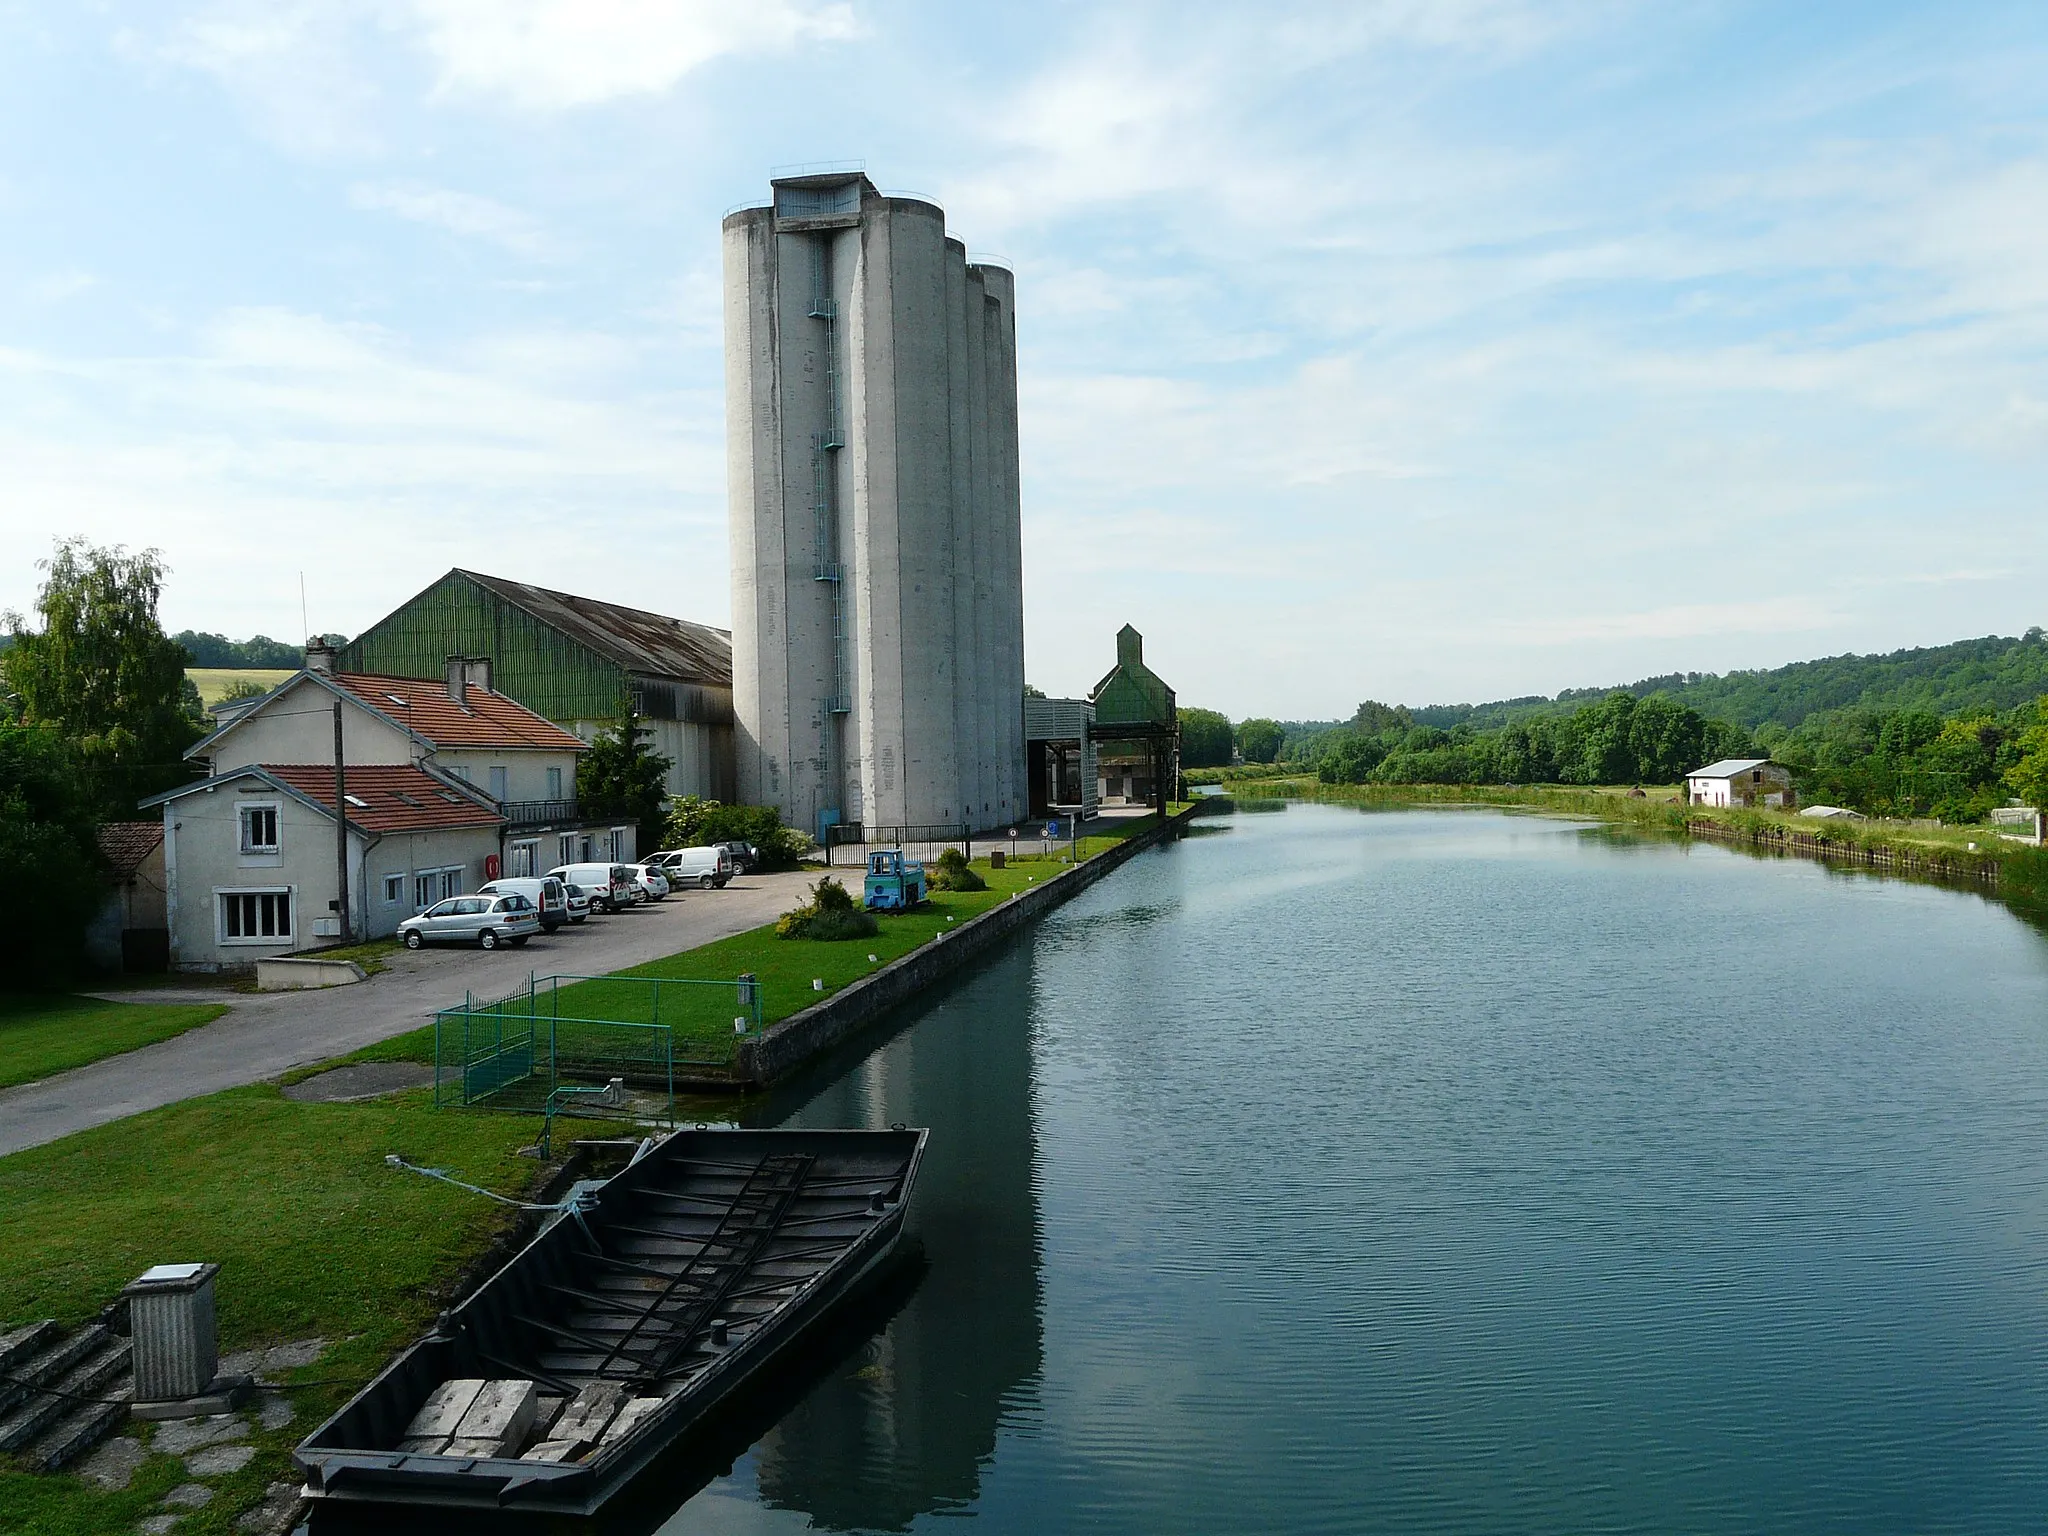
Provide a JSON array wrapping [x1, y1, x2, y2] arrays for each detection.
[[0, 871, 816, 1159]]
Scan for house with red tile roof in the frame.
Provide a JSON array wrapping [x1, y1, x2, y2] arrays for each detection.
[[144, 648, 643, 969]]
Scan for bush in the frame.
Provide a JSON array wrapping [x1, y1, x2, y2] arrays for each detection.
[[928, 846, 985, 892], [776, 876, 879, 941], [666, 798, 811, 870]]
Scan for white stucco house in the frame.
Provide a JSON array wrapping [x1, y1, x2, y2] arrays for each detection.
[[1686, 758, 1795, 810], [145, 646, 638, 971]]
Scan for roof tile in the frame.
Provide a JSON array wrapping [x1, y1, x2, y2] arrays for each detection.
[[332, 674, 588, 752], [96, 820, 164, 876], [261, 764, 506, 834]]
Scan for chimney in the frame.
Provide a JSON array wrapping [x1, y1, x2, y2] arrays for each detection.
[[445, 654, 467, 707], [305, 641, 336, 675], [463, 656, 493, 694]]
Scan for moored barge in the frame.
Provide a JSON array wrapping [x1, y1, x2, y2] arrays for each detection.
[[295, 1126, 927, 1515]]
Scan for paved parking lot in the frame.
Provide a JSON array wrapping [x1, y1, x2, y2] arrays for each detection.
[[0, 871, 816, 1159]]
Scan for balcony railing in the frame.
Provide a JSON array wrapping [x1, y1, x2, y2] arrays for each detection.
[[500, 799, 580, 828]]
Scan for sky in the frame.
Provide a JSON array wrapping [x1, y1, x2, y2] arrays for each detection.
[[2, 1, 2046, 720]]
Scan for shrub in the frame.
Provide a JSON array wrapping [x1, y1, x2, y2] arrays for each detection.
[[776, 876, 878, 941], [666, 798, 811, 870], [928, 846, 985, 891]]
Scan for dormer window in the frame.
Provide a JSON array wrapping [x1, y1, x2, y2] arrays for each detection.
[[239, 803, 279, 853]]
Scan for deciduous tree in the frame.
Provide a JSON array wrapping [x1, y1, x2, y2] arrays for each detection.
[[0, 539, 203, 816]]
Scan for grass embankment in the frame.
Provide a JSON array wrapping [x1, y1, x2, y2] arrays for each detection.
[[346, 814, 1175, 1069], [185, 669, 293, 709], [0, 1083, 542, 1536], [0, 995, 227, 1092]]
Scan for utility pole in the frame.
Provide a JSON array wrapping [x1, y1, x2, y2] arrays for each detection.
[[333, 696, 353, 944]]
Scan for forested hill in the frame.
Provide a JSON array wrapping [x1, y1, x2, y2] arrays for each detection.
[[1410, 629, 2048, 732]]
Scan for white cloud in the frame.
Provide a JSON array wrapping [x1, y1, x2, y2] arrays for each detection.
[[406, 0, 859, 109], [0, 310, 725, 639], [350, 181, 558, 256], [28, 271, 97, 302]]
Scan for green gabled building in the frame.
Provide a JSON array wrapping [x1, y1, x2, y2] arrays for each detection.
[[1089, 624, 1178, 809], [340, 568, 736, 800]]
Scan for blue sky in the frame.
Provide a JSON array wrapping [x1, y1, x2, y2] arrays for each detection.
[[3, 1, 2045, 719]]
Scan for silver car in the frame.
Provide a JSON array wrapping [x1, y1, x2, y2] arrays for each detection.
[[397, 893, 540, 950]]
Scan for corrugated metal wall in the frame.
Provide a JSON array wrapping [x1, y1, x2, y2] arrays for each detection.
[[341, 572, 628, 722]]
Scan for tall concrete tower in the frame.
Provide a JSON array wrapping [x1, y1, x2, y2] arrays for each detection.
[[725, 171, 1026, 838]]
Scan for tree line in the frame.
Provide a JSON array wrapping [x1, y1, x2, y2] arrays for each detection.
[[1188, 688, 2048, 823]]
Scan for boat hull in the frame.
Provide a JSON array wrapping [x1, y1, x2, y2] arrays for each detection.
[[296, 1126, 927, 1516]]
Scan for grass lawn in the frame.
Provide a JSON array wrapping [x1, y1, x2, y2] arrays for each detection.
[[0, 1082, 543, 1536], [185, 668, 294, 709], [345, 815, 1176, 1068], [0, 994, 228, 1092]]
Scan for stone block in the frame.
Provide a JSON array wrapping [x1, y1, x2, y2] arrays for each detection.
[[186, 1441, 256, 1476], [449, 1378, 539, 1458]]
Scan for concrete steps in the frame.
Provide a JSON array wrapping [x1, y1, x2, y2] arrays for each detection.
[[0, 1321, 132, 1469]]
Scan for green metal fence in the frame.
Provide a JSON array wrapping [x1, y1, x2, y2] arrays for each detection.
[[432, 971, 765, 1124]]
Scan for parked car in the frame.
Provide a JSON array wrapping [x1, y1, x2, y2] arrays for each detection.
[[715, 839, 760, 874], [649, 846, 732, 890], [625, 864, 671, 903], [560, 882, 592, 924], [546, 863, 636, 914], [475, 876, 569, 932], [398, 893, 539, 950]]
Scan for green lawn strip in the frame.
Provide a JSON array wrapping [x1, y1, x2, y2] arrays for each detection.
[[0, 995, 228, 1092], [320, 827, 1172, 1077], [0, 1083, 543, 1535]]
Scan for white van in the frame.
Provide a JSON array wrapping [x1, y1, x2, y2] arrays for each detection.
[[649, 846, 732, 890], [545, 863, 636, 914], [475, 876, 569, 933]]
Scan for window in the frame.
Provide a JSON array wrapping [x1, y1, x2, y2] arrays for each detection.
[[489, 766, 509, 803], [415, 867, 465, 910], [238, 804, 279, 853], [509, 841, 537, 877], [382, 874, 403, 903], [610, 827, 628, 862], [219, 889, 292, 943], [558, 834, 576, 866], [448, 765, 471, 783], [546, 766, 562, 800]]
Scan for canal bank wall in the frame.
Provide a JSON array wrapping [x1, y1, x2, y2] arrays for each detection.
[[728, 806, 1202, 1089]]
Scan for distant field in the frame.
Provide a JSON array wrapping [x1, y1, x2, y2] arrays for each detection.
[[188, 667, 294, 707]]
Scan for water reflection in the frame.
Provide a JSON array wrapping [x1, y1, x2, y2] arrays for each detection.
[[723, 944, 1044, 1530]]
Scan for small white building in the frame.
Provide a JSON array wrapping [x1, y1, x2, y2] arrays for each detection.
[[1686, 758, 1795, 810], [144, 763, 506, 971]]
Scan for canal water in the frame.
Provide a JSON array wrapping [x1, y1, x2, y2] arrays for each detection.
[[673, 804, 2048, 1534]]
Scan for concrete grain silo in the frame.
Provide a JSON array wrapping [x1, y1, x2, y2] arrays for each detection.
[[725, 171, 1026, 839]]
